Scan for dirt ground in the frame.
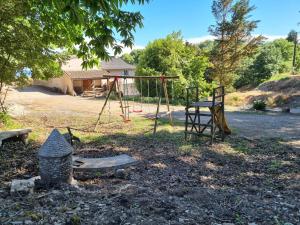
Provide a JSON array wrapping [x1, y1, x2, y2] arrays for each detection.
[[1, 86, 299, 225], [7, 86, 300, 143]]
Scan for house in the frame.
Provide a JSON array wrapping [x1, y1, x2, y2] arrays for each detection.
[[101, 57, 135, 76], [102, 57, 138, 95], [33, 57, 137, 96]]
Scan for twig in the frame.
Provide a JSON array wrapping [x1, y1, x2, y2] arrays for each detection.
[[44, 123, 99, 133]]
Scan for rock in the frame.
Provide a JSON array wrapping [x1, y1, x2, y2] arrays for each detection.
[[248, 223, 258, 225], [0, 189, 9, 198], [11, 221, 23, 225], [280, 202, 296, 209], [178, 218, 185, 223], [265, 191, 273, 198], [10, 176, 40, 194], [282, 107, 290, 113], [283, 223, 294, 225], [115, 169, 127, 179], [246, 186, 259, 194]]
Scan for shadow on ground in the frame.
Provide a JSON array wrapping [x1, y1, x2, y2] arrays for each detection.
[[0, 119, 299, 224]]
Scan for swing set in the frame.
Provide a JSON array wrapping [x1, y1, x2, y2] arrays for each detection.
[[94, 75, 179, 134]]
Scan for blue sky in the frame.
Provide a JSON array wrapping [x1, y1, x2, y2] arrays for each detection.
[[122, 0, 300, 50]]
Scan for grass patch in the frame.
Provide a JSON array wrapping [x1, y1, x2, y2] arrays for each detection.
[[178, 144, 195, 156], [268, 160, 283, 173], [230, 138, 252, 154], [0, 112, 22, 129], [265, 73, 290, 82]]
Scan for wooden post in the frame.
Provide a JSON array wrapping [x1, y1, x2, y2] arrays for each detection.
[[94, 78, 116, 131], [162, 78, 173, 125], [115, 78, 125, 115], [153, 80, 163, 134]]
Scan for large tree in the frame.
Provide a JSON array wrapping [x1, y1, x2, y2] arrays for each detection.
[[136, 32, 211, 98], [209, 0, 264, 88], [0, 0, 147, 112], [286, 30, 298, 73], [122, 49, 144, 65]]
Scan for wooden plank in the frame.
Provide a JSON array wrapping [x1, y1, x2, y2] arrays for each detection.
[[103, 75, 179, 79], [0, 128, 32, 146]]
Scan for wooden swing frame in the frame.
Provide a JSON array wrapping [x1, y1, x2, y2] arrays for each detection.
[[94, 75, 179, 134]]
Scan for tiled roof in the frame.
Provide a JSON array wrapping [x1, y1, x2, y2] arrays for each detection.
[[62, 57, 100, 71], [101, 57, 135, 70], [61, 56, 134, 80], [65, 70, 109, 80]]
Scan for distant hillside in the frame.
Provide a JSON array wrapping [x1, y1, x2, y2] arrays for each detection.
[[227, 75, 300, 108]]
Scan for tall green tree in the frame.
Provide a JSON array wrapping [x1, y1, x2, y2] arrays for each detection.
[[0, 0, 148, 112], [121, 49, 144, 65], [286, 30, 298, 73], [234, 39, 293, 88], [136, 32, 211, 98], [209, 0, 264, 88]]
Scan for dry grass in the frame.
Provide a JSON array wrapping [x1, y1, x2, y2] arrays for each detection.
[[227, 75, 300, 108]]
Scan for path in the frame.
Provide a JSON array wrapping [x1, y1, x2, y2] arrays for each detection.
[[172, 110, 300, 141], [6, 86, 300, 144]]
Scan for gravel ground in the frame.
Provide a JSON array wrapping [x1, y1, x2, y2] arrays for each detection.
[[6, 86, 300, 142], [1, 86, 299, 224]]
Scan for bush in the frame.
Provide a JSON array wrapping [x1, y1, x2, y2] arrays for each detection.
[[252, 100, 266, 111]]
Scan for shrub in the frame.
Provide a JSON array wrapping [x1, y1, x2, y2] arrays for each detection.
[[252, 100, 266, 111]]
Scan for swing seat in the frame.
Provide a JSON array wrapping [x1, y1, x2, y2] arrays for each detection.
[[133, 109, 143, 113], [119, 115, 131, 123]]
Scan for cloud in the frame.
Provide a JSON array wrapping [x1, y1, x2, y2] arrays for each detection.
[[107, 44, 145, 56], [254, 34, 286, 41], [185, 34, 287, 44], [185, 35, 215, 44], [120, 44, 145, 54]]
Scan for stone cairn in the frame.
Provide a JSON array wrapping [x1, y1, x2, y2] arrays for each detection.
[[38, 129, 73, 185]]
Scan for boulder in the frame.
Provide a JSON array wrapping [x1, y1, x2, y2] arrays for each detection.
[[10, 176, 40, 194]]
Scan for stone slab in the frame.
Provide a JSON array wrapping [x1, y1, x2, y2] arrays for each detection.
[[73, 154, 137, 172], [0, 128, 32, 146], [10, 176, 40, 194]]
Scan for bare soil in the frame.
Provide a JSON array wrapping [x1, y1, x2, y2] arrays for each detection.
[[226, 76, 300, 108], [0, 133, 299, 224], [0, 86, 299, 225]]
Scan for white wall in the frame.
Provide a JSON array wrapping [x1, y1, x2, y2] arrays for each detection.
[[33, 73, 76, 95]]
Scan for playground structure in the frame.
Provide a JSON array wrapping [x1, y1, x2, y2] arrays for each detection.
[[185, 86, 231, 144], [95, 75, 179, 133]]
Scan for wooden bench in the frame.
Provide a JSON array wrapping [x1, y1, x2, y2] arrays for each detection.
[[0, 128, 32, 147]]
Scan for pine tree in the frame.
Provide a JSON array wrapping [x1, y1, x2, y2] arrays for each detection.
[[209, 0, 264, 88], [287, 30, 298, 73]]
